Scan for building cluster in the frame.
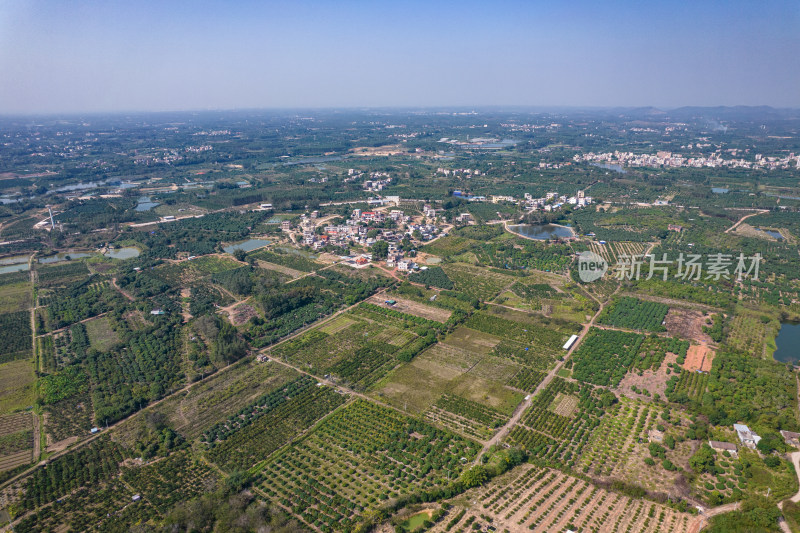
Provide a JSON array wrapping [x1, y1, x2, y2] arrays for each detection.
[[281, 207, 443, 253], [436, 167, 484, 177], [574, 150, 800, 170], [523, 190, 592, 211]]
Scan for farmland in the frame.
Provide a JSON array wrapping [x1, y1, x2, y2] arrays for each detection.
[[431, 463, 693, 533], [0, 109, 799, 533], [256, 400, 479, 532]]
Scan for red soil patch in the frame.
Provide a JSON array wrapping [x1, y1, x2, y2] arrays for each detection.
[[683, 344, 715, 372]]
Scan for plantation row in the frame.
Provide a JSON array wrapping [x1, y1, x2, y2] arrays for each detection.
[[408, 266, 454, 289], [570, 328, 644, 387], [433, 394, 507, 430], [599, 297, 669, 332], [509, 378, 609, 469], [0, 310, 31, 359], [256, 400, 479, 531], [463, 312, 570, 354], [633, 335, 690, 372], [509, 368, 547, 392], [666, 370, 710, 404], [205, 384, 347, 472]]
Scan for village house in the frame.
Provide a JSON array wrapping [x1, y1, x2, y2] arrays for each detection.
[[734, 424, 761, 449], [709, 440, 738, 456]]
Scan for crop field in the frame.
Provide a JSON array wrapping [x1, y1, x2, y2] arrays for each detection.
[[441, 263, 515, 301], [0, 412, 33, 472], [0, 311, 31, 363], [249, 247, 323, 272], [204, 377, 348, 472], [571, 328, 644, 387], [599, 296, 669, 331], [0, 282, 31, 314], [255, 400, 479, 531], [83, 315, 120, 352], [727, 312, 777, 358], [0, 360, 35, 414], [319, 315, 357, 334], [272, 312, 421, 390], [154, 254, 242, 284], [508, 378, 605, 468], [35, 261, 90, 287], [424, 393, 508, 441], [633, 335, 690, 372], [692, 447, 797, 505], [509, 368, 547, 392], [122, 450, 221, 513], [666, 370, 709, 402], [43, 393, 93, 444], [464, 312, 573, 360], [152, 361, 298, 440], [366, 294, 452, 322], [431, 463, 692, 533]]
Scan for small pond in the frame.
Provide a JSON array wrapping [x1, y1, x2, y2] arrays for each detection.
[[774, 322, 800, 364], [507, 223, 575, 240], [223, 239, 271, 254]]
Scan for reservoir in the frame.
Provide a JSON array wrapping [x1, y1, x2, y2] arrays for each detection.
[[759, 229, 783, 240], [104, 247, 141, 260], [507, 223, 576, 240], [0, 262, 30, 274], [223, 239, 271, 254], [711, 187, 729, 194], [774, 322, 800, 364]]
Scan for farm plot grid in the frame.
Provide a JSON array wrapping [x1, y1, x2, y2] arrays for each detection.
[[432, 463, 692, 533], [255, 400, 479, 532], [0, 412, 33, 472], [271, 309, 427, 391], [507, 378, 606, 469]]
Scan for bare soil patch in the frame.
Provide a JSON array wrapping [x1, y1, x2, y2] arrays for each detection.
[[664, 308, 714, 343], [683, 344, 715, 372], [617, 352, 678, 400], [229, 303, 258, 326]]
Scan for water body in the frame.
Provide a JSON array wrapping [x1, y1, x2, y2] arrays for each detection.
[[774, 322, 800, 364], [507, 223, 576, 240], [104, 247, 141, 260], [0, 263, 30, 274], [0, 255, 30, 266], [759, 228, 783, 240], [223, 239, 271, 254], [591, 162, 627, 174], [765, 193, 800, 201], [711, 187, 729, 194], [135, 196, 160, 211], [38, 252, 93, 264]]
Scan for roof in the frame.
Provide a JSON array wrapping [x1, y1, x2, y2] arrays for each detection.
[[709, 440, 737, 451]]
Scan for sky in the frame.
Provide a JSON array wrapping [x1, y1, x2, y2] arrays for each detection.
[[0, 0, 798, 114]]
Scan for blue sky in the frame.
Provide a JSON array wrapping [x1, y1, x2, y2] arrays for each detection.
[[0, 0, 798, 113]]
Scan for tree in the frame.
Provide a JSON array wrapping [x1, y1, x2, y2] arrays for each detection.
[[371, 240, 389, 260], [460, 465, 488, 488], [689, 443, 716, 474]]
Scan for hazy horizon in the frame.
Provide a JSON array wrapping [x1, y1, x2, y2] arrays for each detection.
[[1, 0, 798, 114]]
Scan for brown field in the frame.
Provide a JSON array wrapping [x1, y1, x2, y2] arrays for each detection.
[[0, 412, 32, 437], [367, 295, 452, 323], [683, 344, 715, 372], [256, 260, 304, 279], [229, 303, 258, 326], [0, 450, 31, 472], [549, 393, 580, 417], [424, 464, 693, 533], [664, 308, 715, 343]]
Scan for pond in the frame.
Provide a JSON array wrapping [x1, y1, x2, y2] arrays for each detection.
[[38, 252, 94, 264], [135, 196, 160, 211], [0, 262, 30, 274], [711, 187, 729, 194], [759, 228, 783, 240], [774, 322, 800, 364], [507, 223, 575, 240], [0, 255, 30, 266], [104, 247, 141, 260], [223, 239, 271, 254]]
